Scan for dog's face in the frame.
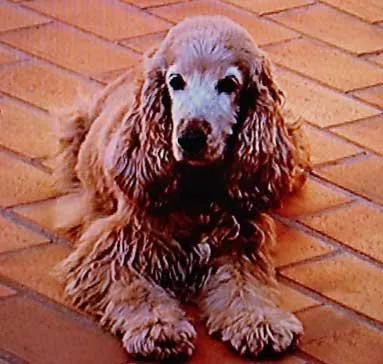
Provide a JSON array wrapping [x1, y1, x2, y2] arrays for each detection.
[[114, 16, 293, 212], [166, 61, 243, 166]]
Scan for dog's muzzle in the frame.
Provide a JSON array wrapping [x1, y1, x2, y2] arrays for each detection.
[[177, 118, 211, 160], [177, 128, 207, 157]]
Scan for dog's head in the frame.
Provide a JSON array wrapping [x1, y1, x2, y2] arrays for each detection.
[[112, 16, 295, 212]]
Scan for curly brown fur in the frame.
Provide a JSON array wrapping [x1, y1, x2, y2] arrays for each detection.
[[54, 16, 310, 361]]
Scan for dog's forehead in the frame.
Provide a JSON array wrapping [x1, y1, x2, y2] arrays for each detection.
[[160, 17, 261, 79], [167, 52, 237, 80]]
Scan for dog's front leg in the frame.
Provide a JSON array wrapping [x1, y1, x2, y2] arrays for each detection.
[[56, 216, 196, 361], [101, 275, 196, 361], [199, 256, 303, 357]]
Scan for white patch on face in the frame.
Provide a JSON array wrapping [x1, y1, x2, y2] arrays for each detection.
[[166, 65, 243, 163], [225, 66, 243, 85]]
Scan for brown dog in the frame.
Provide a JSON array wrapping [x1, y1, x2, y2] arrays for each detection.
[[54, 16, 310, 361]]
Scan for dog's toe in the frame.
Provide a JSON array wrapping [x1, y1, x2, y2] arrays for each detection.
[[123, 318, 196, 361], [214, 308, 303, 358]]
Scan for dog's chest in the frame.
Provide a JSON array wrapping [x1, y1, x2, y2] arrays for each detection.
[[132, 208, 224, 299], [151, 240, 213, 300]]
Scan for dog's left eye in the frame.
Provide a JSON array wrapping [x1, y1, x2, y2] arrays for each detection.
[[169, 74, 186, 91], [216, 76, 239, 94]]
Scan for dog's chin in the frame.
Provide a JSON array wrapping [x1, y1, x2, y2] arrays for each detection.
[[173, 149, 223, 167]]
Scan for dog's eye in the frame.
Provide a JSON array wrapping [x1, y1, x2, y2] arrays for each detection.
[[216, 76, 239, 94], [169, 74, 186, 91]]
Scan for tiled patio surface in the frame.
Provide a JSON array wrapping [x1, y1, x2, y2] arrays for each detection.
[[0, 0, 382, 363]]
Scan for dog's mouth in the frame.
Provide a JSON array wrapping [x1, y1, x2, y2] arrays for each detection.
[[175, 145, 225, 167], [174, 132, 227, 167]]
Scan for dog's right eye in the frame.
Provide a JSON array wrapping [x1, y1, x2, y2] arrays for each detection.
[[216, 76, 238, 94], [169, 74, 186, 91]]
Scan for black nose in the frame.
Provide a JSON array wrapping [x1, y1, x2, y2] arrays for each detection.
[[178, 129, 207, 156]]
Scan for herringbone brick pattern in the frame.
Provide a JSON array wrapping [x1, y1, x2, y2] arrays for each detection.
[[0, 0, 382, 363]]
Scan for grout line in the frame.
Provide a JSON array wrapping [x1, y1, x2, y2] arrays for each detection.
[[0, 241, 52, 261], [312, 172, 383, 210], [307, 173, 368, 201], [312, 151, 369, 169], [0, 90, 48, 114], [0, 21, 53, 36], [267, 61, 346, 93], [276, 250, 343, 271], [317, 0, 381, 25], [0, 20, 54, 37], [323, 111, 383, 129], [292, 303, 323, 315], [219, 0, 316, 18], [271, 59, 383, 95], [0, 349, 29, 364], [144, 10, 177, 25], [358, 49, 383, 58], [0, 39, 105, 88], [0, 92, 50, 116], [117, 42, 150, 56], [117, 30, 168, 44], [265, 4, 383, 57], [278, 274, 383, 332], [258, 2, 317, 17], [135, 0, 191, 10], [259, 34, 301, 49], [294, 349, 327, 364], [274, 65, 382, 119], [274, 211, 383, 271], [0, 146, 52, 174], [346, 82, 383, 94], [20, 2, 172, 43], [275, 199, 357, 220], [6, 193, 62, 210], [329, 140, 383, 161], [295, 219, 383, 270], [0, 19, 143, 57], [0, 208, 64, 245], [344, 83, 383, 94], [0, 39, 30, 61], [348, 92, 383, 110], [0, 279, 101, 334]]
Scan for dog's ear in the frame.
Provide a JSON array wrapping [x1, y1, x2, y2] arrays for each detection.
[[108, 48, 178, 208], [226, 54, 297, 214]]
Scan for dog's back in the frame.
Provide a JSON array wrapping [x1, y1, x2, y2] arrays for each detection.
[[52, 70, 139, 238]]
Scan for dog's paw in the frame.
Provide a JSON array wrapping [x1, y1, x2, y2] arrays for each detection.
[[208, 308, 303, 357], [123, 318, 196, 361]]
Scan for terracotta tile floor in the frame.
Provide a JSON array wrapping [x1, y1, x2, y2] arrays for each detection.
[[0, 0, 382, 363]]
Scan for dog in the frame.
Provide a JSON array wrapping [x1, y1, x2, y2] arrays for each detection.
[[54, 16, 310, 361]]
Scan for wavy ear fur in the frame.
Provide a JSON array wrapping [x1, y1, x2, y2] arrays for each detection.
[[109, 50, 177, 209], [227, 55, 298, 214]]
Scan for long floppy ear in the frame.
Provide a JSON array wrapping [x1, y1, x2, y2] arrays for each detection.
[[226, 55, 299, 214], [108, 49, 178, 209]]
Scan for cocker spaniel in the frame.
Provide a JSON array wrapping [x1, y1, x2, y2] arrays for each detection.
[[54, 16, 310, 361]]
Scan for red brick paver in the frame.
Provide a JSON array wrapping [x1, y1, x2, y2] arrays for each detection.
[[321, 0, 383, 23], [149, 0, 299, 45], [298, 305, 383, 364], [26, 0, 171, 40], [331, 114, 383, 154], [0, 0, 382, 363], [266, 38, 383, 91], [269, 3, 383, 54], [0, 214, 48, 253], [351, 84, 383, 109]]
